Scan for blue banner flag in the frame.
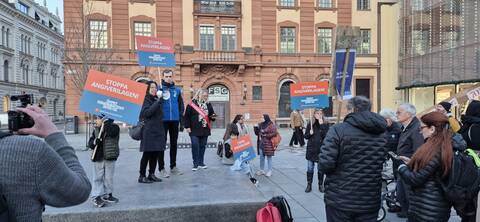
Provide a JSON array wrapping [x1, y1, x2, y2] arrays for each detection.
[[335, 49, 356, 100]]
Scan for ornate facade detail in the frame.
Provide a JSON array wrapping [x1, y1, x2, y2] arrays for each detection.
[[198, 64, 239, 78]]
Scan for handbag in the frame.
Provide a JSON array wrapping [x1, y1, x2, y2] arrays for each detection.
[[129, 121, 144, 141], [88, 130, 96, 149], [271, 132, 282, 150]]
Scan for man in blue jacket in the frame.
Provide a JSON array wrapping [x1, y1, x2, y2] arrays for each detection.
[[158, 69, 185, 177]]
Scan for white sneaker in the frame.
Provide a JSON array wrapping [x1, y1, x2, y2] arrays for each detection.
[[265, 171, 272, 177], [192, 166, 198, 171], [200, 164, 208, 169], [256, 170, 265, 176], [159, 169, 170, 178], [170, 167, 183, 175]]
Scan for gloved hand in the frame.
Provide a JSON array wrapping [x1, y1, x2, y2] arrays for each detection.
[[156, 90, 163, 98], [94, 138, 102, 146], [179, 125, 184, 132]]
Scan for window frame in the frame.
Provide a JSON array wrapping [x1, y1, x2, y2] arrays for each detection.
[[199, 25, 215, 51], [357, 0, 370, 11], [317, 0, 333, 9], [317, 28, 333, 54], [252, 86, 262, 101], [221, 25, 236, 51], [278, 0, 297, 8], [358, 29, 371, 54], [279, 27, 296, 53], [89, 20, 109, 49]]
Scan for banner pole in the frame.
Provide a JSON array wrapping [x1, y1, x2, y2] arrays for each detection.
[[309, 109, 313, 132], [336, 48, 351, 124]]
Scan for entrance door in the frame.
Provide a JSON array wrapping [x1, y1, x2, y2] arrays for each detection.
[[208, 84, 230, 128]]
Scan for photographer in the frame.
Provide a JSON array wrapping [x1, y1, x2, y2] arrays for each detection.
[[0, 105, 91, 221]]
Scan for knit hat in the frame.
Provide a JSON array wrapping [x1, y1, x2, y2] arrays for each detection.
[[466, 100, 480, 118], [439, 102, 452, 113]]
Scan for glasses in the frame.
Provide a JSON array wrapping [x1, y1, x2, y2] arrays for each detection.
[[164, 76, 172, 78]]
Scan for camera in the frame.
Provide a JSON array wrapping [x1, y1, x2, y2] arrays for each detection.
[[7, 94, 35, 132]]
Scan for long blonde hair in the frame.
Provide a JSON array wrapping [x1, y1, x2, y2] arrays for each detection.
[[193, 88, 208, 103]]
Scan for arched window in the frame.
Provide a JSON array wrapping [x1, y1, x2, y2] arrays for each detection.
[[4, 60, 8, 82], [278, 79, 295, 118]]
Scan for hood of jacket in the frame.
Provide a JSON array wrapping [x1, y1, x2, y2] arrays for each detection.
[[452, 133, 467, 151], [344, 111, 387, 135]]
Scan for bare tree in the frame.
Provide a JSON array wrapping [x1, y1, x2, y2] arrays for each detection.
[[63, 1, 115, 95], [63, 1, 115, 148]]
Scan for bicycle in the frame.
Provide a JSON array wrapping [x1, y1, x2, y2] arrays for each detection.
[[378, 163, 398, 221]]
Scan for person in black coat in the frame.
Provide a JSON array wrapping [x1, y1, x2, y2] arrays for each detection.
[[398, 112, 455, 222], [138, 81, 166, 183], [304, 109, 329, 193], [459, 100, 480, 150], [379, 109, 402, 154], [184, 89, 216, 171], [319, 96, 387, 222], [395, 103, 425, 217], [457, 100, 480, 222]]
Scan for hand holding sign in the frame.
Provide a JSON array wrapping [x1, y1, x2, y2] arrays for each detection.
[[231, 135, 256, 162]]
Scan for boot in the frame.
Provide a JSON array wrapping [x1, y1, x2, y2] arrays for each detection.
[[318, 173, 325, 193], [305, 172, 313, 193]]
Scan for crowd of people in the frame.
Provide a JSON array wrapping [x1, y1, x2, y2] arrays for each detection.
[[0, 66, 479, 221]]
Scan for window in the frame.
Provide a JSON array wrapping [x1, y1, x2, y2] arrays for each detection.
[[358, 29, 371, 54], [52, 69, 57, 88], [22, 64, 29, 84], [6, 28, 9, 47], [39, 70, 44, 87], [17, 2, 29, 15], [355, 79, 371, 99], [412, 30, 428, 55], [357, 0, 370, 10], [3, 60, 8, 82], [318, 0, 332, 8], [317, 28, 332, 54], [279, 0, 295, 7], [200, 25, 215, 50], [280, 27, 296, 53], [90, 20, 108, 48], [134, 22, 152, 37], [252, 86, 262, 100], [221, 26, 236, 51], [1, 27, 4, 46]]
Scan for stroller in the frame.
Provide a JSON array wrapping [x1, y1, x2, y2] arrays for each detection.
[[377, 159, 399, 221]]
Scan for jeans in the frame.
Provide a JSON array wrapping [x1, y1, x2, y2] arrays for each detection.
[[140, 151, 159, 177], [92, 160, 116, 198], [159, 121, 179, 170], [307, 160, 324, 180], [325, 205, 378, 222], [259, 148, 272, 172], [191, 136, 208, 167]]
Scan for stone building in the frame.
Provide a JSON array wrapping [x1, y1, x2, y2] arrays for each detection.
[[0, 0, 64, 126], [64, 0, 399, 128]]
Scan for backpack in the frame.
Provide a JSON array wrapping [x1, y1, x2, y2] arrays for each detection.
[[439, 149, 480, 205], [0, 131, 15, 222], [256, 203, 282, 222], [268, 196, 293, 222]]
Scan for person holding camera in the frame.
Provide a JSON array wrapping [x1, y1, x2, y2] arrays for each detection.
[[0, 105, 91, 221], [89, 115, 120, 208]]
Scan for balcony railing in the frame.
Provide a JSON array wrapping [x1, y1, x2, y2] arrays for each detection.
[[194, 0, 241, 15], [198, 50, 239, 62]]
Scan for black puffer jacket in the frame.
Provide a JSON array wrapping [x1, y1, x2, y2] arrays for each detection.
[[385, 122, 402, 153], [397, 134, 465, 222], [459, 100, 480, 150], [319, 111, 387, 213], [304, 121, 329, 162]]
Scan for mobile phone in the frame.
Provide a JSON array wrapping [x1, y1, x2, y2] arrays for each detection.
[[388, 151, 400, 160]]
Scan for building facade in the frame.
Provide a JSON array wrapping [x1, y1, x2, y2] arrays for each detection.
[[0, 0, 65, 125], [65, 0, 399, 128], [398, 0, 480, 113]]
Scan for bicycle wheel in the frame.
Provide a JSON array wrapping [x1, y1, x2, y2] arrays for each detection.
[[377, 206, 386, 221]]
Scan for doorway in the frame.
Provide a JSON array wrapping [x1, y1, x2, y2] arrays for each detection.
[[208, 84, 230, 128]]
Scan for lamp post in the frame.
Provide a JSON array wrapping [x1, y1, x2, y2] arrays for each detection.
[[329, 26, 361, 123]]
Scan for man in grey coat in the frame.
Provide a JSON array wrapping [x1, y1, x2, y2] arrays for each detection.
[[0, 105, 91, 222], [394, 103, 424, 218]]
